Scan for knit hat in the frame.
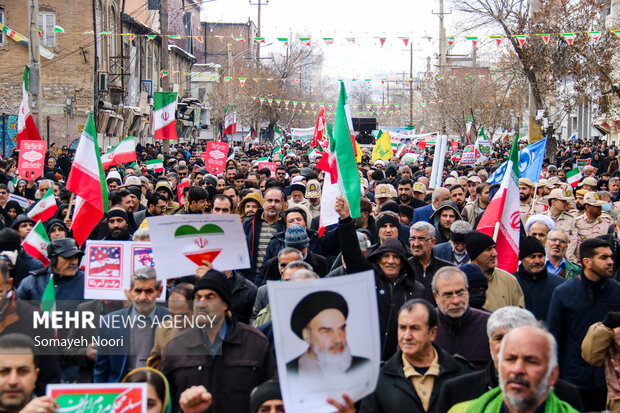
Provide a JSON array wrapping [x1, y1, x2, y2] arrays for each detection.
[[465, 230, 496, 261], [250, 381, 282, 413], [460, 263, 488, 289], [107, 209, 129, 222], [284, 224, 310, 249], [194, 269, 232, 307], [380, 201, 400, 215], [376, 213, 400, 229], [290, 291, 348, 338], [519, 236, 545, 260], [399, 204, 413, 222]]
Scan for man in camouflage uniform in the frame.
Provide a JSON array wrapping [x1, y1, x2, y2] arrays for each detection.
[[568, 189, 588, 218], [574, 192, 613, 248], [519, 178, 545, 223], [546, 188, 578, 262]]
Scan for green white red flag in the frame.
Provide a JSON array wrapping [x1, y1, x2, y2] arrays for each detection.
[[101, 135, 137, 170], [224, 111, 237, 134], [566, 168, 582, 188], [22, 221, 50, 266], [476, 135, 520, 272], [153, 92, 178, 140], [41, 275, 55, 312], [27, 187, 57, 222], [17, 66, 41, 148], [66, 112, 109, 246], [312, 106, 326, 147], [146, 159, 164, 173], [465, 114, 473, 143]]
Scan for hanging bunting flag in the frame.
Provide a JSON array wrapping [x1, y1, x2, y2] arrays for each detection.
[[436, 75, 444, 80], [284, 100, 290, 106], [446, 36, 455, 46], [465, 36, 478, 47], [224, 76, 232, 81], [259, 97, 265, 104], [128, 34, 135, 41], [490, 35, 502, 46], [239, 77, 247, 86], [195, 35, 204, 43], [587, 31, 600, 41], [232, 36, 245, 42], [293, 101, 298, 108], [536, 33, 551, 44], [560, 33, 575, 45], [300, 37, 311, 46], [323, 37, 334, 45], [146, 34, 157, 39], [277, 37, 288, 44], [168, 34, 181, 39], [253, 37, 266, 43], [346, 37, 355, 43], [267, 98, 274, 104], [399, 37, 409, 46], [53, 25, 64, 33], [275, 99, 281, 105], [612, 30, 620, 37], [159, 69, 168, 78], [378, 37, 386, 47], [513, 34, 527, 47]]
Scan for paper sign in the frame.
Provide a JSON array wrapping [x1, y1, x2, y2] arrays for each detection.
[[177, 180, 191, 204], [148, 214, 250, 278], [84, 241, 164, 301], [47, 383, 148, 413], [205, 141, 229, 174], [460, 145, 477, 165], [257, 161, 277, 178], [451, 141, 459, 151], [18, 140, 46, 181], [268, 271, 380, 413]]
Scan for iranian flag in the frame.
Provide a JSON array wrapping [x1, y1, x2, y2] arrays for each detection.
[[566, 168, 582, 188], [153, 92, 178, 140], [476, 135, 520, 273], [317, 82, 361, 236], [66, 112, 109, 246], [312, 106, 326, 147], [101, 135, 137, 170], [147, 159, 164, 173], [17, 66, 41, 149], [395, 142, 407, 158], [22, 221, 50, 266], [224, 111, 237, 135], [274, 125, 283, 145], [465, 114, 473, 143], [256, 156, 270, 163], [27, 187, 57, 222]]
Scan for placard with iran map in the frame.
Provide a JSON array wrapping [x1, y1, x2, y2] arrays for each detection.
[[147, 214, 250, 278]]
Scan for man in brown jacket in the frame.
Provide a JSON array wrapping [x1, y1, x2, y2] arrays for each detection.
[[160, 270, 276, 413]]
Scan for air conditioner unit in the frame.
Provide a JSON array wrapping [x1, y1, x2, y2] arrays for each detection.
[[99, 73, 108, 91]]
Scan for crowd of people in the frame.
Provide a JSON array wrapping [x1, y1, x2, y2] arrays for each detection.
[[0, 134, 619, 413]]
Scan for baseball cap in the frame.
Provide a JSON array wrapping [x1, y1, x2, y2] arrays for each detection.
[[413, 182, 427, 194], [467, 176, 482, 184], [444, 177, 457, 186], [375, 183, 393, 199], [584, 191, 605, 206]]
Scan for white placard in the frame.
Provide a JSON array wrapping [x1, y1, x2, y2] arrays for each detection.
[[268, 271, 380, 413], [148, 214, 250, 279]]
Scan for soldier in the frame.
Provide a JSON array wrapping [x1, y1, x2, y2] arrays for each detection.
[[546, 188, 578, 262], [519, 178, 545, 223], [568, 189, 588, 218], [574, 192, 614, 248]]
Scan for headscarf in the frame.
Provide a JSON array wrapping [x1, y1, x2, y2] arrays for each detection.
[[121, 367, 171, 413]]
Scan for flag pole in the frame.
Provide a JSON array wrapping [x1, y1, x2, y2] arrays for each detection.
[[66, 192, 75, 220], [492, 221, 500, 242]]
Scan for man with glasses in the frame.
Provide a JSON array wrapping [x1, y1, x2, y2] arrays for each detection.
[[408, 222, 454, 305], [0, 184, 9, 209], [176, 165, 189, 180], [133, 192, 168, 227], [546, 229, 581, 280], [546, 188, 578, 261], [275, 167, 287, 183], [433, 267, 491, 370]]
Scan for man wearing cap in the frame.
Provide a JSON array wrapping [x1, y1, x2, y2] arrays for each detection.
[[574, 192, 613, 246], [461, 183, 491, 227], [513, 236, 564, 321], [412, 182, 427, 205], [374, 183, 395, 214], [466, 176, 482, 203], [305, 179, 321, 218], [465, 231, 525, 312], [286, 290, 371, 379], [519, 178, 546, 223], [398, 179, 425, 209], [546, 188, 577, 246], [11, 215, 35, 242], [161, 269, 276, 413], [580, 176, 598, 191]]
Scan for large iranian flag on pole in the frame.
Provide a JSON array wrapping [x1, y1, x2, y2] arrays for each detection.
[[22, 221, 50, 266], [101, 135, 137, 170], [66, 112, 108, 246], [27, 187, 57, 222], [17, 66, 41, 149], [146, 159, 164, 173], [153, 92, 178, 140], [476, 135, 520, 273], [224, 110, 237, 135]]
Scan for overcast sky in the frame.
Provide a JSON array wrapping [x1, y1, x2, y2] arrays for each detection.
[[199, 0, 468, 79]]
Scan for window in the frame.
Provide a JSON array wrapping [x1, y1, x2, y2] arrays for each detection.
[[39, 12, 56, 48], [0, 9, 5, 45]]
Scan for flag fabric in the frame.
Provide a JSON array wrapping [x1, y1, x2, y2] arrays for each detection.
[[243, 132, 252, 145], [465, 114, 473, 143], [22, 221, 50, 266], [153, 92, 178, 140], [224, 111, 237, 135], [27, 187, 57, 222], [312, 106, 326, 147], [40, 275, 55, 312], [256, 156, 270, 163], [566, 168, 582, 188], [395, 142, 407, 158], [66, 112, 109, 246], [274, 125, 283, 146], [477, 136, 520, 273], [17, 66, 41, 148], [146, 159, 164, 173], [372, 130, 393, 162], [354, 140, 362, 163], [100, 135, 137, 170], [487, 137, 547, 184]]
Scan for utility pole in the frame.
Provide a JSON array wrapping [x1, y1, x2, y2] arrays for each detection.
[[433, 0, 449, 71], [28, 0, 42, 134], [160, 0, 171, 151], [249, 0, 268, 61]]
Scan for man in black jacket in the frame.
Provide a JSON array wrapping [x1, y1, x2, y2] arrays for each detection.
[[335, 195, 425, 361], [436, 306, 583, 412], [359, 299, 472, 413]]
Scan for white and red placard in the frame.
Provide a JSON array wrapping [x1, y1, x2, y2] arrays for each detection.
[[18, 140, 46, 181], [258, 161, 277, 178], [204, 141, 229, 175]]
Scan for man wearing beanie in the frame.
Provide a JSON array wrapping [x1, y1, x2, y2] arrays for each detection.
[[460, 263, 488, 309], [372, 211, 410, 252], [103, 209, 132, 241], [513, 236, 564, 321], [465, 230, 524, 311], [161, 269, 275, 413]]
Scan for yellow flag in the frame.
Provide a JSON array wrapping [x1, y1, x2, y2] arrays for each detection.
[[372, 130, 393, 162], [354, 139, 362, 163]]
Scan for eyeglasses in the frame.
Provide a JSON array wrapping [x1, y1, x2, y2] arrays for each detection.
[[409, 236, 431, 243], [0, 191, 7, 195], [439, 290, 468, 300], [548, 237, 567, 245]]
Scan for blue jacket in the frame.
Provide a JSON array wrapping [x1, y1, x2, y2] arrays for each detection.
[[412, 204, 433, 224], [547, 273, 620, 390], [94, 305, 169, 383], [433, 242, 453, 262], [514, 265, 564, 321], [17, 266, 84, 307]]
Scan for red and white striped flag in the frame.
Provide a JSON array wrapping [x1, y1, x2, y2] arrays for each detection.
[[27, 187, 57, 223], [16, 66, 41, 149], [153, 92, 178, 140]]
